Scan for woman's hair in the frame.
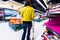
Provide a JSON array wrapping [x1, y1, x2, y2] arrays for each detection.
[[25, 0, 31, 6]]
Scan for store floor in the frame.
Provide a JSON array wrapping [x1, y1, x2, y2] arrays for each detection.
[[0, 19, 48, 40]]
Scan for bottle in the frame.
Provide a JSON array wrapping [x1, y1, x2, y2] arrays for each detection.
[[38, 15, 40, 22]]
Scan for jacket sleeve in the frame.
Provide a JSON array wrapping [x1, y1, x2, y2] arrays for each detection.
[[32, 9, 34, 20]]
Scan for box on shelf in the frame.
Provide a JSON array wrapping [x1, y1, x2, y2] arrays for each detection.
[[10, 17, 22, 24], [9, 17, 23, 31]]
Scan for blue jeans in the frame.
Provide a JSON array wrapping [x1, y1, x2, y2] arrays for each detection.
[[21, 21, 32, 40]]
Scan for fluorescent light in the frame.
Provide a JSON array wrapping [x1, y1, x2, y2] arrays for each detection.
[[43, 0, 48, 8], [36, 0, 46, 9]]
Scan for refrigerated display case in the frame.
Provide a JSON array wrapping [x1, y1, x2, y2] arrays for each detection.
[[0, 8, 22, 31], [9, 18, 22, 31], [0, 8, 19, 21], [4, 8, 18, 21], [0, 8, 4, 21]]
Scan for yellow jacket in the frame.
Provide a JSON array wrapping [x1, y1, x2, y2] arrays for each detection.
[[21, 6, 34, 21]]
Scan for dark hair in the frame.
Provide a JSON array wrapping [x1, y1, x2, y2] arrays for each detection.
[[25, 0, 31, 6]]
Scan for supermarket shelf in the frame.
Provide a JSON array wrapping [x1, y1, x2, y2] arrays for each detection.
[[47, 27, 60, 38]]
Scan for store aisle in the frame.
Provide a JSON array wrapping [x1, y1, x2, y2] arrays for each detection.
[[0, 19, 48, 40]]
